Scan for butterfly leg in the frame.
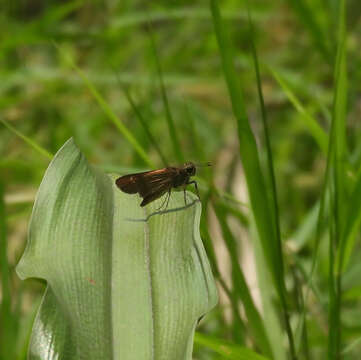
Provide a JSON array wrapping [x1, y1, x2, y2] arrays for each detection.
[[165, 189, 171, 209], [186, 180, 200, 201], [183, 186, 187, 205], [156, 189, 171, 211]]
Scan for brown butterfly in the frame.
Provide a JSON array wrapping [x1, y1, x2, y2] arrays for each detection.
[[115, 162, 210, 208]]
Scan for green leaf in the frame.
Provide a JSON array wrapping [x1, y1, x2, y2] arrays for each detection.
[[194, 332, 270, 360], [16, 138, 217, 359]]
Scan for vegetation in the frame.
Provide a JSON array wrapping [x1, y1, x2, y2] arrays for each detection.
[[1, 0, 361, 359]]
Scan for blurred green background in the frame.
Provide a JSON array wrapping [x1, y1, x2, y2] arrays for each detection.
[[1, 0, 361, 359]]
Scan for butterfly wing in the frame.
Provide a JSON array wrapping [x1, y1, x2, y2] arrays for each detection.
[[115, 167, 177, 206], [115, 174, 140, 194], [140, 187, 169, 207]]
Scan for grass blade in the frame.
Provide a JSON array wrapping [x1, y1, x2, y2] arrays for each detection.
[[183, 101, 207, 163], [200, 194, 246, 343], [123, 88, 168, 166], [246, 4, 279, 222], [55, 44, 154, 168], [268, 67, 328, 154], [251, 223, 287, 360], [297, 0, 350, 357], [328, 0, 348, 358], [109, 8, 267, 30], [337, 169, 361, 271], [0, 119, 53, 159], [286, 0, 331, 61], [0, 181, 18, 359], [245, 6, 298, 357], [194, 332, 270, 360], [209, 1, 296, 357], [147, 24, 184, 163], [214, 203, 273, 357]]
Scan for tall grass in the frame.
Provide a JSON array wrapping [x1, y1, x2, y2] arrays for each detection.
[[1, 0, 360, 359], [210, 0, 296, 357]]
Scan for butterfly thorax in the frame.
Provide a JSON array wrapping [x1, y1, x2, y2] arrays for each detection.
[[171, 168, 190, 188]]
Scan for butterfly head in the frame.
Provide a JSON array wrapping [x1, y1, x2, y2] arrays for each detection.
[[183, 162, 196, 176]]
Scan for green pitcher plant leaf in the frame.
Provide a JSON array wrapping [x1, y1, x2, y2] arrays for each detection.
[[16, 138, 218, 360]]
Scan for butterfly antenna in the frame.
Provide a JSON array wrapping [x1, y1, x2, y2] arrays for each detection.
[[195, 162, 211, 167]]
